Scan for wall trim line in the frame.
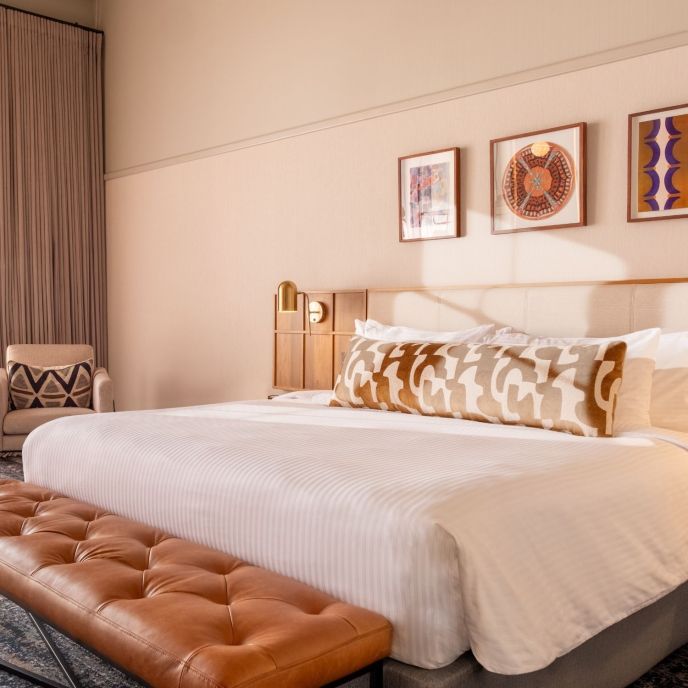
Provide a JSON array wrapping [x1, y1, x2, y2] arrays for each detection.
[[104, 30, 688, 181], [361, 276, 688, 293], [292, 277, 688, 295]]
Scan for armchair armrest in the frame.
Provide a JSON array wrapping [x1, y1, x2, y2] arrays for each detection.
[[0, 368, 7, 433], [92, 367, 114, 413]]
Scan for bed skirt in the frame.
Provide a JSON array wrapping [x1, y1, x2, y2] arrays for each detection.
[[382, 578, 688, 687]]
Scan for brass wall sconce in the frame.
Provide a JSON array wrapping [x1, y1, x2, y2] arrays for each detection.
[[277, 280, 298, 312], [277, 281, 325, 324]]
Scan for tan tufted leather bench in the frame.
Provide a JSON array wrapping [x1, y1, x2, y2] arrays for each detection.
[[0, 480, 392, 688]]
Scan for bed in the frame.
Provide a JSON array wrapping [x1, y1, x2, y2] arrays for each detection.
[[19, 278, 688, 687]]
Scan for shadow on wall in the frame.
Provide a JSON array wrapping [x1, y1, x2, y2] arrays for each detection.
[[109, 103, 688, 410], [387, 121, 687, 337], [383, 249, 685, 340]]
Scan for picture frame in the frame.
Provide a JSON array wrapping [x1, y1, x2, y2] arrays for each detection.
[[490, 122, 586, 234], [398, 147, 460, 242], [628, 103, 688, 222]]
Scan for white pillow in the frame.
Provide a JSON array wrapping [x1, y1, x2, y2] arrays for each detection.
[[357, 318, 495, 343], [485, 328, 661, 433], [650, 331, 688, 432], [481, 326, 515, 341]]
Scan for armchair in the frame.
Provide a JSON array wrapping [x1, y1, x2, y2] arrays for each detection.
[[0, 344, 113, 453]]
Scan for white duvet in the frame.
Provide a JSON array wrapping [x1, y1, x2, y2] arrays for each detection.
[[22, 392, 688, 674]]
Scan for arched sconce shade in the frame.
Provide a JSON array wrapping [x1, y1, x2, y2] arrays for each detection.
[[277, 281, 298, 312], [277, 281, 325, 323]]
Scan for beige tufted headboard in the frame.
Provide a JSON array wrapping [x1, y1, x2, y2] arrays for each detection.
[[366, 278, 688, 338]]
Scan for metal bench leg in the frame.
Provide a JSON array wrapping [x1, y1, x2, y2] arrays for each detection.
[[0, 451, 21, 460], [0, 607, 82, 688], [29, 612, 82, 688], [0, 656, 71, 688], [369, 660, 384, 687], [321, 660, 385, 687]]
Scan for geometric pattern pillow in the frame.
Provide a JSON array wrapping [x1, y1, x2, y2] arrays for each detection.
[[483, 328, 660, 432], [330, 337, 627, 437], [7, 359, 93, 410]]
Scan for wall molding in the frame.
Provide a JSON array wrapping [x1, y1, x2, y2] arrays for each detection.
[[361, 276, 688, 293], [105, 30, 688, 181]]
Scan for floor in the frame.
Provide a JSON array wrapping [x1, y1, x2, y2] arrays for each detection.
[[0, 456, 687, 688]]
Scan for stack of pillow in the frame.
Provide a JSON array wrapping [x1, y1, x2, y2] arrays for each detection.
[[329, 318, 684, 438]]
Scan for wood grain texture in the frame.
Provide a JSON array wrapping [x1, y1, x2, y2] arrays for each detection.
[[274, 290, 366, 391], [334, 334, 354, 382], [306, 292, 334, 334], [305, 335, 333, 390], [275, 293, 304, 331], [274, 333, 303, 390], [335, 292, 367, 332]]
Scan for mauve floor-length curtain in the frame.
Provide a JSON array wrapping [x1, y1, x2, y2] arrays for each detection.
[[0, 7, 107, 367]]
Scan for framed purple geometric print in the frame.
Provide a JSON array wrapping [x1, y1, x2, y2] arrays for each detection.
[[628, 103, 688, 222], [398, 147, 460, 242]]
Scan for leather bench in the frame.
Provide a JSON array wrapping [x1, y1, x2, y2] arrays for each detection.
[[0, 480, 392, 688]]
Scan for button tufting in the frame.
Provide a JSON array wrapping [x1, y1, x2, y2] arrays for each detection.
[[0, 482, 392, 688]]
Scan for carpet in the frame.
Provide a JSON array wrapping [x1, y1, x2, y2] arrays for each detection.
[[0, 457, 685, 687]]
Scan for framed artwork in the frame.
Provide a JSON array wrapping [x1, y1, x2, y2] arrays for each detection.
[[628, 103, 688, 222], [398, 147, 460, 242], [490, 123, 586, 234]]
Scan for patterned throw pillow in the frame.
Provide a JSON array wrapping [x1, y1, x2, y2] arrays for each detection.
[[8, 359, 93, 410], [330, 337, 627, 437]]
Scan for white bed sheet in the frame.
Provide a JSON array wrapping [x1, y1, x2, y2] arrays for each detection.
[[22, 393, 688, 674]]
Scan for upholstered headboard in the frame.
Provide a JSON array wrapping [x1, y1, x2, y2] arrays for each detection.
[[367, 279, 688, 338], [273, 279, 688, 391]]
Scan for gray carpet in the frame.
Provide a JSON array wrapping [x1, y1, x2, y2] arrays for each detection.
[[0, 456, 685, 687]]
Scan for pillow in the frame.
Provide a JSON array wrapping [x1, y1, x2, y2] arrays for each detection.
[[480, 326, 515, 340], [356, 318, 495, 343], [8, 359, 93, 410], [483, 328, 660, 433], [649, 331, 688, 432], [330, 336, 627, 437]]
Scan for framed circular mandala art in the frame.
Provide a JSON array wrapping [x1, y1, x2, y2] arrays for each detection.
[[491, 123, 586, 233]]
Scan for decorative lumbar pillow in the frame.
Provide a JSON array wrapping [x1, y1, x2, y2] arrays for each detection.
[[331, 337, 627, 437], [8, 359, 93, 410], [483, 328, 660, 433], [358, 318, 496, 343]]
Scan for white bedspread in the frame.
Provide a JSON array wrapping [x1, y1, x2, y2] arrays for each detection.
[[22, 394, 688, 674]]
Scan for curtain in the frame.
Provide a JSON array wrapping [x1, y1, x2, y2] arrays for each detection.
[[0, 7, 106, 367]]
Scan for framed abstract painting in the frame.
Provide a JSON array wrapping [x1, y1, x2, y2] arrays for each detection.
[[398, 147, 460, 242], [628, 103, 688, 222], [490, 123, 586, 234]]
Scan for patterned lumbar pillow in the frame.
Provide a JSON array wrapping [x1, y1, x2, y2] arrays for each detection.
[[330, 337, 627, 437], [8, 359, 93, 410]]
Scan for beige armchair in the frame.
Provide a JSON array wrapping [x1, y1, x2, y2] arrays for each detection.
[[0, 344, 113, 452]]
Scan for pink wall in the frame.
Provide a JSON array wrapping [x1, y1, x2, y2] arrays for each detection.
[[97, 2, 688, 409], [104, 44, 688, 410], [97, 0, 688, 175]]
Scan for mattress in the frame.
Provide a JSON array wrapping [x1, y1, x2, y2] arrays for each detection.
[[22, 391, 688, 674]]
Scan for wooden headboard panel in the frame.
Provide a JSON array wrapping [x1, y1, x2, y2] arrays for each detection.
[[273, 290, 366, 391]]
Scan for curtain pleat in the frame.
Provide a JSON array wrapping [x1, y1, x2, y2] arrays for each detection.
[[0, 8, 106, 367]]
